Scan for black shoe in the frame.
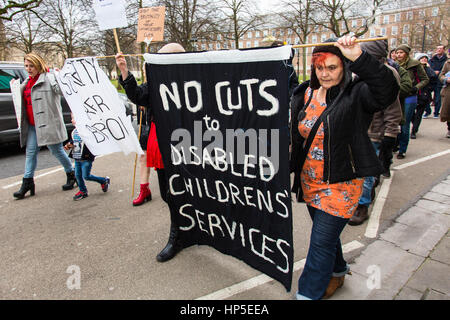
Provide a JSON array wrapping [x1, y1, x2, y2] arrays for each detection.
[[349, 205, 369, 226], [397, 153, 405, 159], [156, 224, 182, 262], [73, 191, 88, 201], [62, 171, 77, 190], [410, 132, 416, 139], [382, 170, 391, 178], [13, 177, 35, 199]]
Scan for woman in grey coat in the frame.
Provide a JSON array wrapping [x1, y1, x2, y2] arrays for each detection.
[[13, 53, 75, 199]]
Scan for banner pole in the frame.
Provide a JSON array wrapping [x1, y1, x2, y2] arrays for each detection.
[[113, 28, 122, 53], [292, 36, 388, 49]]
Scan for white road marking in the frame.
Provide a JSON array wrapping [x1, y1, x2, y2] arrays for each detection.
[[2, 167, 64, 189], [1, 155, 106, 190], [393, 149, 450, 170], [195, 240, 364, 300], [365, 171, 395, 238]]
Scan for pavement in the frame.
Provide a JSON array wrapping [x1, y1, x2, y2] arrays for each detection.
[[331, 174, 450, 300]]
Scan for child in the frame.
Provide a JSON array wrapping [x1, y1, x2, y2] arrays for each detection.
[[64, 114, 110, 200]]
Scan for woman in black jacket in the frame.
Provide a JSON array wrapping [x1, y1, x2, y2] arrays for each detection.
[[290, 36, 398, 300]]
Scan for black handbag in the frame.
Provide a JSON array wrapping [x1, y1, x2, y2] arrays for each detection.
[[139, 123, 150, 149]]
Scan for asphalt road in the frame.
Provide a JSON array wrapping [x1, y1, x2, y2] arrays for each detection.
[[0, 117, 449, 300]]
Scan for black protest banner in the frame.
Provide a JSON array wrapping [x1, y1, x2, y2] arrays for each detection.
[[144, 46, 293, 291]]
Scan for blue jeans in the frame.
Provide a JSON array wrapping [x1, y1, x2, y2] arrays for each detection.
[[359, 142, 380, 206], [74, 160, 106, 193], [398, 96, 417, 154], [433, 84, 442, 116], [24, 126, 73, 178], [297, 206, 350, 300]]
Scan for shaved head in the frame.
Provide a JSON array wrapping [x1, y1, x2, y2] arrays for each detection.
[[158, 43, 185, 53]]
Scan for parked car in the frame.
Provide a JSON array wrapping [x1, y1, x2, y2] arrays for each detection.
[[0, 62, 134, 147]]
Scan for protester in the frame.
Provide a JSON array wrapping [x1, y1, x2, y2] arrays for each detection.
[[389, 49, 397, 61], [428, 45, 447, 118], [290, 36, 399, 299], [133, 107, 152, 206], [438, 57, 450, 138], [386, 57, 412, 126], [64, 114, 110, 201], [395, 44, 429, 159], [115, 43, 186, 262], [13, 53, 76, 200], [411, 54, 437, 138], [349, 39, 403, 226]]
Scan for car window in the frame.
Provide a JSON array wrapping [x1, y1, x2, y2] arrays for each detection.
[[0, 69, 17, 93]]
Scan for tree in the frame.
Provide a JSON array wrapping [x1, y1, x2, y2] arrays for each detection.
[[155, 0, 217, 51], [31, 0, 95, 58], [0, 0, 42, 21], [3, 10, 46, 54], [280, 0, 318, 80], [216, 0, 263, 49], [313, 0, 384, 37]]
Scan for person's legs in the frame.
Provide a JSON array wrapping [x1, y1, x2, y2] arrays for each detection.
[[433, 85, 442, 117], [133, 154, 152, 206], [47, 142, 74, 173], [24, 126, 40, 178], [412, 101, 426, 135], [297, 206, 349, 300], [398, 98, 417, 156], [74, 161, 87, 193], [81, 160, 106, 185], [156, 168, 168, 203]]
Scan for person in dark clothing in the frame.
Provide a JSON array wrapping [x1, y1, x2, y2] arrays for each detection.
[[428, 45, 447, 118], [291, 36, 399, 300], [115, 43, 186, 263], [411, 54, 438, 137]]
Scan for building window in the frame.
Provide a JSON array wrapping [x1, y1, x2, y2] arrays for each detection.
[[402, 37, 408, 44], [263, 30, 268, 36], [311, 35, 317, 43], [403, 24, 409, 34], [432, 7, 439, 16], [216, 43, 221, 50], [381, 27, 386, 36], [201, 44, 206, 50], [247, 31, 252, 39], [352, 20, 357, 28], [217, 34, 221, 41], [255, 31, 260, 37], [254, 40, 259, 47], [370, 29, 376, 37], [406, 12, 413, 20], [395, 13, 401, 22], [239, 41, 243, 48], [391, 25, 398, 35], [383, 15, 389, 24], [246, 41, 251, 48], [288, 29, 293, 35], [390, 38, 397, 48], [209, 44, 213, 50]]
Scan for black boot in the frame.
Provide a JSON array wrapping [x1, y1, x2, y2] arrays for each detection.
[[62, 171, 76, 190], [156, 223, 182, 262], [13, 178, 35, 199]]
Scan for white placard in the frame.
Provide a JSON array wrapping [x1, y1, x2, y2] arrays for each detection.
[[93, 0, 128, 31], [10, 79, 22, 129], [55, 57, 143, 156]]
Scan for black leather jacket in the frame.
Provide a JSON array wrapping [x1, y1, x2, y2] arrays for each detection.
[[290, 51, 399, 199]]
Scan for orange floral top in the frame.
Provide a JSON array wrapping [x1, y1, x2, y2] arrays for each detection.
[[298, 88, 364, 219]]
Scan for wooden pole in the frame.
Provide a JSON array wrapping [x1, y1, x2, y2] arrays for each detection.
[[292, 36, 388, 49], [113, 28, 121, 53]]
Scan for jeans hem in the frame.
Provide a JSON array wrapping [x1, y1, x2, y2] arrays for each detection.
[[296, 292, 312, 300], [332, 264, 350, 277]]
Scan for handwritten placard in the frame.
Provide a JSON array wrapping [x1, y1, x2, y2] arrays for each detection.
[[137, 6, 165, 43], [56, 57, 143, 156]]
